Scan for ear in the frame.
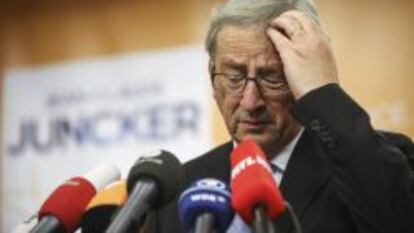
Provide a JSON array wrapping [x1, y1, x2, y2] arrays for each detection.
[[208, 59, 215, 79], [208, 60, 219, 101]]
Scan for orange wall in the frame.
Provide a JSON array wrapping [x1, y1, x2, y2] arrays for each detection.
[[1, 0, 218, 67], [319, 0, 414, 138]]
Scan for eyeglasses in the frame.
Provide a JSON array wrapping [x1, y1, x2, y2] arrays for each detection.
[[212, 71, 291, 97]]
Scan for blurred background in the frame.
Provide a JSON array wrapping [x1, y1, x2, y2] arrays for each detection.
[[1, 0, 414, 231]]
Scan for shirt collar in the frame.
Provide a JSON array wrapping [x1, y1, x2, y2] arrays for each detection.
[[270, 128, 304, 172]]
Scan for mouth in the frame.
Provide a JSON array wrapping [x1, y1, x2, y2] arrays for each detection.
[[239, 120, 269, 130]]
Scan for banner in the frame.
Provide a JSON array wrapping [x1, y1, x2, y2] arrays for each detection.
[[2, 46, 213, 231]]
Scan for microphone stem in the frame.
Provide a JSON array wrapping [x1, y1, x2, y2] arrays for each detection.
[[106, 179, 157, 233], [30, 216, 64, 233], [252, 205, 275, 233], [194, 212, 214, 233], [284, 201, 302, 233]]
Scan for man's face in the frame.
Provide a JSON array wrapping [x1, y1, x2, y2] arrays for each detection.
[[212, 24, 301, 153]]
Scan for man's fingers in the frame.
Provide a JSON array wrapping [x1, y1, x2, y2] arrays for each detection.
[[277, 10, 316, 32], [266, 27, 292, 55], [270, 15, 305, 40]]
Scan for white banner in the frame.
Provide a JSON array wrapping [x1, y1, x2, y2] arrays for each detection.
[[2, 46, 213, 231]]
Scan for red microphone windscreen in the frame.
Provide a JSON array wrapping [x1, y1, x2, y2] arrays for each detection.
[[230, 139, 285, 223], [38, 177, 96, 232]]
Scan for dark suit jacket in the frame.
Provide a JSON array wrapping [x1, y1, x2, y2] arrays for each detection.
[[144, 84, 414, 233]]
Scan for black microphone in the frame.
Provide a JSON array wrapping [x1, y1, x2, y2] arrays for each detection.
[[106, 150, 184, 233]]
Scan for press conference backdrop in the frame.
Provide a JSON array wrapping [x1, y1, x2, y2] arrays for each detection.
[[1, 0, 414, 232], [2, 46, 214, 231]]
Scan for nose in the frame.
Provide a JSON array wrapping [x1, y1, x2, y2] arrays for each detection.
[[239, 79, 266, 112]]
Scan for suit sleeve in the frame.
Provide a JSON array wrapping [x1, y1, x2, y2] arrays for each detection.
[[291, 83, 414, 233]]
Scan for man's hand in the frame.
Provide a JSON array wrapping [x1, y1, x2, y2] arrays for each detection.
[[267, 10, 338, 100]]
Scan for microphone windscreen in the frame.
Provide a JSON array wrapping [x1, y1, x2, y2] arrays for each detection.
[[38, 177, 96, 232], [127, 150, 184, 208], [80, 180, 127, 233], [38, 162, 121, 232], [230, 139, 285, 223], [178, 178, 233, 233], [82, 162, 121, 190]]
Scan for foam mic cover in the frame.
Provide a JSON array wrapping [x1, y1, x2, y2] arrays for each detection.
[[178, 178, 233, 233], [127, 150, 184, 208], [230, 139, 285, 224], [37, 162, 121, 232], [106, 150, 184, 233], [80, 180, 127, 233]]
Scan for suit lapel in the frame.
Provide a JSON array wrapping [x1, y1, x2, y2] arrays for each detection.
[[184, 141, 233, 185], [275, 130, 330, 233], [206, 141, 233, 184]]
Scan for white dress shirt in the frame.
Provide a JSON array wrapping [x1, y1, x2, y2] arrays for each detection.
[[226, 129, 304, 233]]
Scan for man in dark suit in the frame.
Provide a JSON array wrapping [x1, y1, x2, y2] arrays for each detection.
[[144, 0, 414, 232]]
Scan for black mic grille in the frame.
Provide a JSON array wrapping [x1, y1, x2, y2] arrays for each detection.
[[127, 150, 184, 208]]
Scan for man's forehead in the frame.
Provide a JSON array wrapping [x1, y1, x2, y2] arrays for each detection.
[[218, 55, 281, 68], [214, 25, 281, 67], [216, 24, 270, 46], [216, 25, 278, 53]]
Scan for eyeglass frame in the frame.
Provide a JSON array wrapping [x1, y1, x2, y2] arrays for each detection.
[[210, 64, 291, 96]]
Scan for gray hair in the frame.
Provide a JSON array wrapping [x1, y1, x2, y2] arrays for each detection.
[[205, 0, 320, 58]]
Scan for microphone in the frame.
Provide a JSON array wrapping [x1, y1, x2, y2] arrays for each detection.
[[106, 150, 184, 233], [178, 178, 233, 233], [80, 180, 127, 233], [30, 162, 121, 233], [231, 139, 285, 233]]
